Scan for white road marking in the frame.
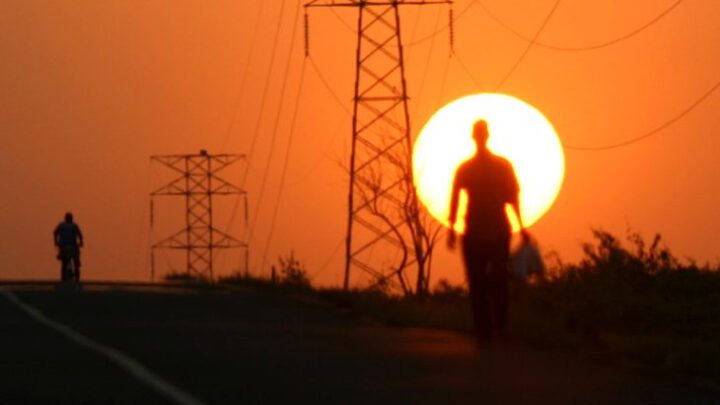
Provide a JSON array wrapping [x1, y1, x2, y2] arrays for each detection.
[[0, 288, 206, 405]]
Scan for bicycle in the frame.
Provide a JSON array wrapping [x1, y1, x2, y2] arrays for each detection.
[[57, 246, 80, 283]]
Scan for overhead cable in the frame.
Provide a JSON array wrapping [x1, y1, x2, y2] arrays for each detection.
[[453, 51, 484, 90], [404, 1, 473, 47], [249, 1, 304, 242], [324, 0, 471, 48], [241, 0, 289, 186], [495, 0, 561, 91], [566, 78, 720, 151], [220, 2, 266, 150], [223, 0, 289, 253], [411, 5, 445, 120], [476, 0, 684, 52], [261, 57, 308, 272], [308, 56, 353, 116]]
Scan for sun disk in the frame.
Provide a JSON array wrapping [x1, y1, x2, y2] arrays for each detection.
[[412, 93, 565, 233]]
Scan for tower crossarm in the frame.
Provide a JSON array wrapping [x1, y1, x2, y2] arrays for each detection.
[[209, 177, 246, 195], [208, 154, 246, 171], [152, 228, 188, 249], [150, 176, 188, 196], [305, 1, 451, 8], [209, 227, 248, 249]]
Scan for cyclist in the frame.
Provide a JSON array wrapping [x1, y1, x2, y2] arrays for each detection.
[[53, 212, 84, 281]]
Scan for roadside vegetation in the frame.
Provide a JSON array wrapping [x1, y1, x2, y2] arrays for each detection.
[[512, 230, 720, 382], [172, 230, 720, 383]]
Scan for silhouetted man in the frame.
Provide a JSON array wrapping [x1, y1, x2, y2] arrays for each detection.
[[447, 120, 527, 343], [53, 212, 84, 281]]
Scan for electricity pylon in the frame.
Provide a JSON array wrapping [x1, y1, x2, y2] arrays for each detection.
[[150, 150, 248, 281], [305, 0, 451, 292]]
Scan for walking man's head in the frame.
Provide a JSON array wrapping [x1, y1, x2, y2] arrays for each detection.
[[472, 120, 490, 150], [65, 212, 73, 222]]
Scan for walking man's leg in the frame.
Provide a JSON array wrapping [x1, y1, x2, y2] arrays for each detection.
[[463, 239, 493, 342], [469, 268, 492, 341], [488, 238, 511, 336]]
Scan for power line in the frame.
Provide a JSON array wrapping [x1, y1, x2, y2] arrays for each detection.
[[241, 0, 290, 185], [448, 0, 707, 152], [565, 77, 720, 151], [309, 236, 345, 280], [404, 1, 473, 47], [281, 114, 347, 188], [329, 6, 356, 33], [224, 114, 345, 193], [494, 0, 560, 91], [222, 0, 289, 239], [220, 2, 266, 151], [411, 5, 444, 120], [308, 55, 352, 115], [412, 35, 453, 127], [403, 0, 425, 60], [325, 0, 468, 48], [441, 0, 685, 91], [476, 0, 684, 52], [260, 58, 308, 272], [436, 52, 453, 103], [453, 50, 484, 90], [249, 1, 304, 241]]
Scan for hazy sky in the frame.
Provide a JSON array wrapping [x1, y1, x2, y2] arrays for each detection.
[[1, 0, 719, 286]]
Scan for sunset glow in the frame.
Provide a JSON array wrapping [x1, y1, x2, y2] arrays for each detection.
[[413, 93, 565, 233]]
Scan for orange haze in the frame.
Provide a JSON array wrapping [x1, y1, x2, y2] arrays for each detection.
[[1, 1, 719, 285]]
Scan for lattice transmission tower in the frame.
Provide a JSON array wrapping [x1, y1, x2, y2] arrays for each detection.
[[305, 0, 451, 292], [150, 150, 248, 281]]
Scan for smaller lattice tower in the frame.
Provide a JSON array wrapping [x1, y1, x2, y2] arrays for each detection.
[[150, 150, 248, 280]]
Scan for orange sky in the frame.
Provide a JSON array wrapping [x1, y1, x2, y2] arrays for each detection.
[[1, 0, 719, 286]]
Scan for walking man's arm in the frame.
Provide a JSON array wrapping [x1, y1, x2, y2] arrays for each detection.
[[447, 172, 462, 250], [510, 191, 530, 243]]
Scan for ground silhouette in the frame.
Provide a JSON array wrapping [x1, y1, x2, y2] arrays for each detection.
[[0, 282, 717, 404]]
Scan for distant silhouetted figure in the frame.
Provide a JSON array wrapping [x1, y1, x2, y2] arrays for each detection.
[[53, 212, 84, 282], [447, 120, 528, 343]]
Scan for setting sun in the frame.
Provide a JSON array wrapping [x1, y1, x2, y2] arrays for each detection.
[[413, 93, 565, 233]]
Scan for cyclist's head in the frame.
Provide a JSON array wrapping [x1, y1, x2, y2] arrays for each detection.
[[65, 212, 73, 222]]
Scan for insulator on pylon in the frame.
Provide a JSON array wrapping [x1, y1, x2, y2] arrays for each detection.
[[448, 5, 455, 54], [304, 11, 310, 57], [244, 195, 249, 226]]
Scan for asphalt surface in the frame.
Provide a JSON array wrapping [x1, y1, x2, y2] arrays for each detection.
[[0, 282, 717, 404]]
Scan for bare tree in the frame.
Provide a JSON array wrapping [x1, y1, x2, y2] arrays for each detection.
[[399, 147, 444, 295], [356, 163, 411, 295], [354, 131, 444, 295]]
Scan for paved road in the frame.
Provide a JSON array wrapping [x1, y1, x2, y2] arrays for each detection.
[[0, 283, 717, 404]]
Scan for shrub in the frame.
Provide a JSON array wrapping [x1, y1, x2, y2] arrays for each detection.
[[164, 271, 210, 284], [275, 251, 311, 287]]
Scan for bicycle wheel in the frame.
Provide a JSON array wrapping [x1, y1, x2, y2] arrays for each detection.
[[62, 259, 74, 282]]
